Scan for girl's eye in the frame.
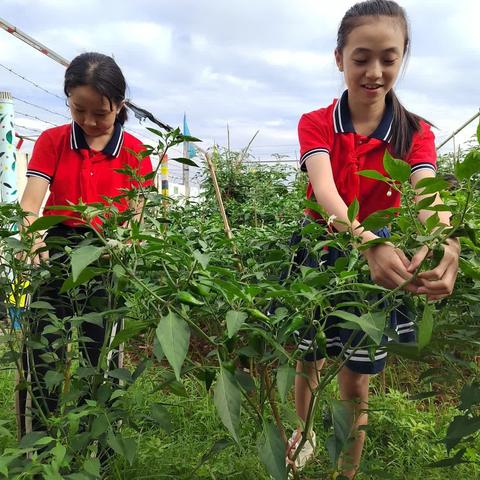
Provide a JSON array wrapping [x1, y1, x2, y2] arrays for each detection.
[[353, 59, 367, 64], [383, 59, 397, 65]]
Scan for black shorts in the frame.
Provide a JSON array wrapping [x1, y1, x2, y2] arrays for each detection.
[[283, 224, 416, 375]]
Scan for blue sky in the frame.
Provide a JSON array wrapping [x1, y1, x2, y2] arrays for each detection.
[[1, 0, 479, 181]]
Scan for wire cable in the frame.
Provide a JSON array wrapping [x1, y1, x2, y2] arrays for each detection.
[[0, 62, 64, 101], [12, 95, 69, 119], [15, 110, 58, 127]]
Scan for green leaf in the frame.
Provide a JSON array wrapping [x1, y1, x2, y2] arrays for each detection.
[[150, 403, 173, 432], [45, 370, 64, 390], [214, 367, 241, 443], [181, 135, 202, 143], [193, 249, 211, 269], [108, 368, 132, 383], [460, 383, 480, 411], [327, 400, 353, 464], [425, 212, 440, 232], [146, 127, 165, 137], [71, 245, 105, 282], [445, 415, 480, 451], [107, 432, 137, 466], [52, 442, 67, 466], [414, 177, 448, 194], [257, 422, 287, 480], [418, 302, 434, 349], [356, 169, 390, 182], [429, 448, 468, 468], [416, 194, 436, 209], [156, 311, 190, 381], [29, 300, 55, 310], [276, 364, 296, 403], [383, 150, 411, 183], [459, 258, 480, 281], [196, 438, 232, 470], [226, 310, 248, 338], [19, 431, 53, 448], [60, 267, 105, 293], [347, 198, 359, 223], [83, 457, 101, 478], [110, 320, 149, 349], [334, 310, 385, 345], [91, 415, 109, 438], [455, 149, 480, 181], [153, 336, 164, 362], [171, 157, 199, 167], [360, 209, 397, 231], [27, 215, 72, 233]]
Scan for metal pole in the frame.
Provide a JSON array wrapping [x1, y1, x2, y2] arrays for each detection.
[[0, 17, 69, 67], [0, 91, 18, 202], [436, 110, 480, 151], [182, 141, 190, 199]]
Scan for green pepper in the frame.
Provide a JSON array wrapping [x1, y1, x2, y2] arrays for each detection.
[[177, 291, 204, 306], [286, 314, 304, 334], [315, 329, 327, 356], [246, 308, 270, 322], [191, 281, 211, 297]]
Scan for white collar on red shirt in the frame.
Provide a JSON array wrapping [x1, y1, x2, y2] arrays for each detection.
[[333, 90, 394, 142], [70, 120, 124, 158]]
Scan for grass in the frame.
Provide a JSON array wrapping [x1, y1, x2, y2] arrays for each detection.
[[108, 358, 480, 480], [0, 354, 479, 479]]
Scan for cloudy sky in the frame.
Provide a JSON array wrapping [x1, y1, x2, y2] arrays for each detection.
[[1, 0, 479, 182]]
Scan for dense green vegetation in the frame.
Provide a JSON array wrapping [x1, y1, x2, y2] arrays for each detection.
[[0, 125, 479, 479]]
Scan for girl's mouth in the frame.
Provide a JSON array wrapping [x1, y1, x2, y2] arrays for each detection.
[[362, 84, 382, 90]]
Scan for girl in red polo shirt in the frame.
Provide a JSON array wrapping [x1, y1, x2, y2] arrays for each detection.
[[18, 52, 153, 436], [287, 1, 460, 477]]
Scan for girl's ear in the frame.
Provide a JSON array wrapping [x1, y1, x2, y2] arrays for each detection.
[[334, 48, 344, 72], [116, 100, 126, 115]]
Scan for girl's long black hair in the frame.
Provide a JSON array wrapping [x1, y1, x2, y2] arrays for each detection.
[[337, 0, 431, 158], [64, 52, 128, 125]]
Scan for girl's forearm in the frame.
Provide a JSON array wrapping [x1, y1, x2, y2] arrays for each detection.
[[305, 156, 379, 244]]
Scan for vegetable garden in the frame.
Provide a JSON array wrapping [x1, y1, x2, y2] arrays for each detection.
[[0, 124, 479, 479]]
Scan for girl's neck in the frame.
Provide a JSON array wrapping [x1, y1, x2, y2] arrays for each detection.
[[348, 95, 386, 136], [84, 127, 115, 152]]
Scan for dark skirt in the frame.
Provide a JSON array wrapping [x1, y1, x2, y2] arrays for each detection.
[[285, 223, 416, 375]]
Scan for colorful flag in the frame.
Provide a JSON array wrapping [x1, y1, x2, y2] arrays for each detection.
[[183, 113, 196, 159]]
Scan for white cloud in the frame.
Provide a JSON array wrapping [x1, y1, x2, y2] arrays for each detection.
[[0, 0, 477, 160]]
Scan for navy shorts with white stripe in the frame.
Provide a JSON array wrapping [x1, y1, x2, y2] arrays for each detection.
[[289, 225, 416, 375]]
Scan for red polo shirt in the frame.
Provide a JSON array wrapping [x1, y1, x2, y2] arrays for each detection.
[[298, 90, 436, 223], [27, 121, 153, 228]]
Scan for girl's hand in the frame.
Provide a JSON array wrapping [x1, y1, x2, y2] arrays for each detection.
[[31, 235, 49, 266], [409, 238, 460, 301], [363, 243, 418, 293]]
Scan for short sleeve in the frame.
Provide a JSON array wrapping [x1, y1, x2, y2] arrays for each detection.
[[406, 122, 437, 176], [298, 112, 332, 172], [27, 130, 57, 183]]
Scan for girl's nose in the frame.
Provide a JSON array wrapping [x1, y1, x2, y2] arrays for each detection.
[[83, 115, 97, 127], [366, 61, 382, 80]]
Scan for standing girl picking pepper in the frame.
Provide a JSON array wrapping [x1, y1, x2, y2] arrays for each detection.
[[18, 52, 153, 437], [287, 1, 460, 478]]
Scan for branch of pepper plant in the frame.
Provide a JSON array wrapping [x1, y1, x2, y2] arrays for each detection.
[[263, 366, 288, 444], [287, 253, 432, 472]]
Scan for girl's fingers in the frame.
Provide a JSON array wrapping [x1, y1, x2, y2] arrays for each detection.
[[407, 246, 429, 273], [394, 249, 410, 269], [418, 264, 457, 295]]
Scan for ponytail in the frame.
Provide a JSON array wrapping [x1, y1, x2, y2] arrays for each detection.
[[388, 89, 429, 159], [336, 1, 434, 158]]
